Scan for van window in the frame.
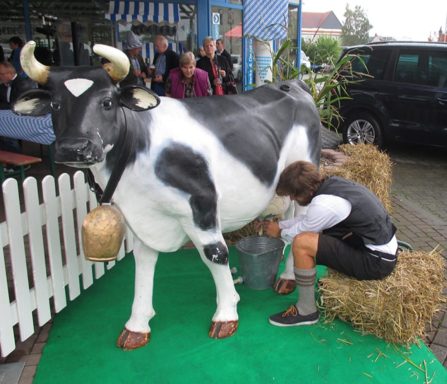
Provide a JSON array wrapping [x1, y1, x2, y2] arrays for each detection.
[[348, 50, 387, 80], [395, 53, 421, 84], [428, 53, 447, 88]]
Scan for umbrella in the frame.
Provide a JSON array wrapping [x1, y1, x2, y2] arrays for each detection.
[[225, 24, 242, 38]]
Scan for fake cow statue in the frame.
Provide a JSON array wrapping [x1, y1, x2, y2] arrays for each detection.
[[15, 41, 321, 350]]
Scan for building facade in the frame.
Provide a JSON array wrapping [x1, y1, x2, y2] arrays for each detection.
[[0, 0, 305, 89]]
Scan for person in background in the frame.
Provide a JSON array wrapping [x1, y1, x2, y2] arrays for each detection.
[[165, 52, 212, 99], [196, 36, 231, 96], [261, 161, 398, 327], [196, 46, 206, 60], [8, 36, 26, 78], [0, 61, 36, 152], [0, 61, 35, 110], [150, 35, 179, 96], [120, 31, 149, 88], [216, 38, 233, 71]]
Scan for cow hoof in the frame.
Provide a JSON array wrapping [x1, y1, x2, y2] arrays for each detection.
[[116, 328, 150, 350], [273, 278, 296, 295], [209, 320, 238, 339]]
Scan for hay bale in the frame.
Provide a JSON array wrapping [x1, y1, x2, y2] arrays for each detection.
[[319, 248, 446, 344], [321, 144, 392, 212]]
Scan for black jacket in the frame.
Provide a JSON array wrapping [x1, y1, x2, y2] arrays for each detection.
[[151, 49, 179, 84], [315, 176, 396, 245], [218, 49, 233, 71], [0, 76, 36, 109], [196, 55, 232, 95], [120, 53, 149, 88]]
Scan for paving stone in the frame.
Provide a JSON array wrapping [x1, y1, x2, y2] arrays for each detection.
[[429, 344, 447, 365], [31, 342, 45, 355], [17, 365, 36, 384], [432, 328, 447, 347], [0, 362, 24, 384], [36, 322, 52, 343], [19, 354, 41, 367]]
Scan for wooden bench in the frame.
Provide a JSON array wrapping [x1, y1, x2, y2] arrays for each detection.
[[0, 150, 42, 183]]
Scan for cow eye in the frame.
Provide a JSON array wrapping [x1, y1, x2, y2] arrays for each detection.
[[102, 98, 113, 110], [50, 101, 61, 111]]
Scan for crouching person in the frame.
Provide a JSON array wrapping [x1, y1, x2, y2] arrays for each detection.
[[263, 161, 398, 327]]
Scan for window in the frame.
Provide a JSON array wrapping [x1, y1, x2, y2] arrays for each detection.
[[348, 50, 387, 80], [428, 53, 447, 88], [395, 53, 420, 84]]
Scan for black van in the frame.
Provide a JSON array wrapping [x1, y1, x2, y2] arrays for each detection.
[[337, 42, 447, 147]]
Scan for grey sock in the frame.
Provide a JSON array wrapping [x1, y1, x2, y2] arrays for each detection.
[[294, 267, 317, 316]]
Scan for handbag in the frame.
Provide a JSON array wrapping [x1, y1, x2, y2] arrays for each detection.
[[211, 59, 225, 96], [223, 70, 238, 95]]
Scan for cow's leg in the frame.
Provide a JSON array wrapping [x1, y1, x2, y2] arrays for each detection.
[[155, 144, 239, 338], [117, 239, 158, 350], [186, 229, 240, 339]]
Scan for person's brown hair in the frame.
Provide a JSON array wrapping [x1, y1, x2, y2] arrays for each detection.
[[276, 161, 322, 202]]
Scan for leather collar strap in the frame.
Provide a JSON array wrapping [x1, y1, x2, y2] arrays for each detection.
[[87, 107, 133, 205]]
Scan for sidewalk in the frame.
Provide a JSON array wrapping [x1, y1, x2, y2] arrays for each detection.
[[1, 141, 446, 383], [390, 143, 447, 366]]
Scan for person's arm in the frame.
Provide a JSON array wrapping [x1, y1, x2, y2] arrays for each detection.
[[165, 76, 172, 97], [278, 195, 351, 242], [206, 76, 213, 96]]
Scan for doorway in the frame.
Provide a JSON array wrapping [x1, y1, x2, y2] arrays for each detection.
[[211, 6, 242, 88]]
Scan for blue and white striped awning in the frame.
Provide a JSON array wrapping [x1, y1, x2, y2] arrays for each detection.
[[244, 0, 289, 40], [105, 1, 180, 24]]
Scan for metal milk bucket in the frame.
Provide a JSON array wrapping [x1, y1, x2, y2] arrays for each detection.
[[235, 236, 285, 290]]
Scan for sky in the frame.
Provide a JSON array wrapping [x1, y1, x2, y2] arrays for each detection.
[[303, 0, 447, 41]]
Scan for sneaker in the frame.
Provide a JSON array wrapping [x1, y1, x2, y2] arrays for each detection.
[[269, 305, 319, 327]]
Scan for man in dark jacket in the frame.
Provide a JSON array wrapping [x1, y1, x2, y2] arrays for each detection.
[[0, 61, 36, 152], [150, 35, 179, 96], [119, 31, 149, 88], [0, 61, 35, 109], [261, 161, 398, 327], [216, 38, 233, 71]]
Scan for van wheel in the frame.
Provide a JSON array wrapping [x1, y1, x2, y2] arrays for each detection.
[[342, 112, 383, 147]]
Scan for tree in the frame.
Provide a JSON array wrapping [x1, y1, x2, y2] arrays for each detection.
[[341, 4, 373, 46], [303, 36, 341, 65]]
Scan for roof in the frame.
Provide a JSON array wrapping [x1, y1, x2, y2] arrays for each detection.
[[301, 11, 342, 31], [347, 41, 447, 49]]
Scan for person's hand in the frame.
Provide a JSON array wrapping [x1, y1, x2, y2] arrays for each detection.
[[213, 78, 222, 86], [219, 69, 226, 77], [263, 220, 281, 238]]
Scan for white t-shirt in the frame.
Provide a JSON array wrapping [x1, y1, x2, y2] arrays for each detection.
[[279, 194, 397, 255]]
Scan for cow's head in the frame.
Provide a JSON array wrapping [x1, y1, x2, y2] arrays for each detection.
[[13, 41, 160, 166]]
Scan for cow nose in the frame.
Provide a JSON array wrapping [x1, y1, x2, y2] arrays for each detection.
[[55, 138, 104, 164]]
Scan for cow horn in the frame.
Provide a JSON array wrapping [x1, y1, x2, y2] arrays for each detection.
[[93, 44, 130, 82], [20, 41, 50, 85]]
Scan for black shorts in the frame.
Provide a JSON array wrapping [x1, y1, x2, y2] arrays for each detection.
[[315, 234, 397, 280]]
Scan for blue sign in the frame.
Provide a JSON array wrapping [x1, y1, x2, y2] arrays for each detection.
[[244, 38, 254, 91]]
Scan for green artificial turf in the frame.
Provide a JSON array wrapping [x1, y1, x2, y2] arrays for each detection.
[[34, 247, 447, 384]]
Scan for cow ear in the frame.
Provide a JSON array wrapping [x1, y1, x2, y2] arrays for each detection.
[[119, 85, 160, 111], [13, 89, 52, 116]]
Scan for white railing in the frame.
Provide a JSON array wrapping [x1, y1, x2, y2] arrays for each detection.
[[0, 171, 133, 357]]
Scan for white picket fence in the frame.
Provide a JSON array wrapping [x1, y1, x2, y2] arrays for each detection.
[[0, 171, 133, 358]]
